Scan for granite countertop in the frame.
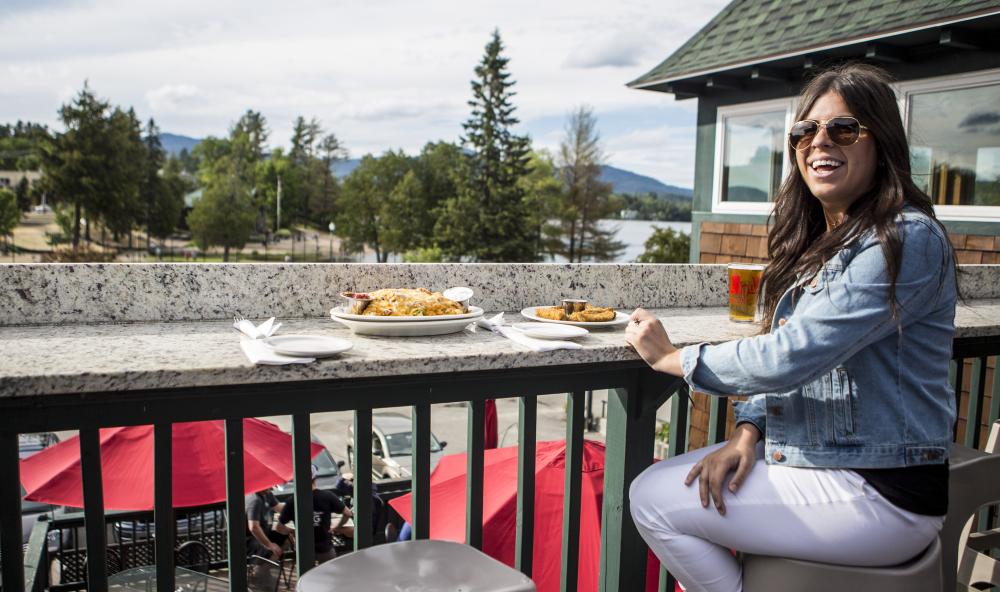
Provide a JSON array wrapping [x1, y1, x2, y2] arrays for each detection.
[[2, 300, 998, 398]]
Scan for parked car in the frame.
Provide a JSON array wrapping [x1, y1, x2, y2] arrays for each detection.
[[271, 436, 346, 500], [346, 412, 447, 480]]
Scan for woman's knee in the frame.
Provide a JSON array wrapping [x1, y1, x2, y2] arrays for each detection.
[[629, 462, 688, 532]]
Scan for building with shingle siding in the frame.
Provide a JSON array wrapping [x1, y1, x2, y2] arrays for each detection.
[[631, 0, 1000, 448]]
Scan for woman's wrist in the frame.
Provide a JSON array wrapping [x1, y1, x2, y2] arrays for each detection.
[[732, 422, 762, 445], [651, 347, 682, 376]]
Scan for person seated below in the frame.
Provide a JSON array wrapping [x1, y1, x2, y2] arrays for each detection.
[[276, 464, 354, 564], [246, 487, 287, 560]]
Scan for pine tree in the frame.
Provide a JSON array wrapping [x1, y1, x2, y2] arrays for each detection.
[[437, 29, 535, 262], [141, 118, 165, 249]]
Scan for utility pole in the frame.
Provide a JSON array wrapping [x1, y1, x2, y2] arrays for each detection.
[[276, 176, 282, 232]]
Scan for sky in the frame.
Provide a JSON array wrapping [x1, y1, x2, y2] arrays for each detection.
[[0, 0, 728, 189]]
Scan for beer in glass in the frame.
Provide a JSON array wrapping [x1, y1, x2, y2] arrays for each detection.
[[728, 263, 764, 322]]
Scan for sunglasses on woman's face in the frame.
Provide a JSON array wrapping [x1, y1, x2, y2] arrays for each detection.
[[788, 117, 868, 151]]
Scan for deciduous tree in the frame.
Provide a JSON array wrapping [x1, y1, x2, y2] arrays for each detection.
[[637, 226, 691, 263], [554, 106, 623, 262], [0, 188, 21, 251]]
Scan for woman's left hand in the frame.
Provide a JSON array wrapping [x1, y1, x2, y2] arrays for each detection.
[[625, 308, 681, 375]]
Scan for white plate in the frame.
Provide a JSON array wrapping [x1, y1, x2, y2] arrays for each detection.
[[330, 306, 484, 323], [263, 335, 353, 357], [519, 306, 631, 328], [330, 312, 477, 337], [511, 322, 589, 340]]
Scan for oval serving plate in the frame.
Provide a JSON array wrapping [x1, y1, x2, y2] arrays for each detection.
[[519, 306, 631, 328], [330, 306, 484, 323], [330, 312, 478, 337], [263, 335, 353, 358]]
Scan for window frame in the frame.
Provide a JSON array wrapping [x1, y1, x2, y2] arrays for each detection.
[[711, 97, 796, 215], [709, 69, 1000, 221], [897, 68, 1000, 221]]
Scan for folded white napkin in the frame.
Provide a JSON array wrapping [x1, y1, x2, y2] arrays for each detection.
[[239, 337, 315, 365], [475, 313, 582, 352], [233, 317, 281, 339], [233, 317, 314, 365]]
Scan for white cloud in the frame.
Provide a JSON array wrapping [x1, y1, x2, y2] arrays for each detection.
[[0, 0, 728, 185], [564, 32, 651, 69], [145, 84, 202, 113]]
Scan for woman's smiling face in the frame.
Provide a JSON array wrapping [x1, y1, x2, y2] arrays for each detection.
[[795, 91, 878, 213]]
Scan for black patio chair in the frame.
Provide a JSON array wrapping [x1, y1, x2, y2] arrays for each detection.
[[175, 540, 211, 573], [247, 553, 284, 592], [176, 540, 212, 592], [82, 546, 124, 581]]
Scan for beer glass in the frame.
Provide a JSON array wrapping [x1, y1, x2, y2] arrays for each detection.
[[728, 263, 765, 322]]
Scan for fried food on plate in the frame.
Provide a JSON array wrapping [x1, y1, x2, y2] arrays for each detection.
[[534, 303, 616, 322], [363, 288, 464, 317], [569, 306, 615, 322], [535, 306, 567, 321]]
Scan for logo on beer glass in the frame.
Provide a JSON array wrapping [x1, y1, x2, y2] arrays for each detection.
[[728, 264, 765, 322]]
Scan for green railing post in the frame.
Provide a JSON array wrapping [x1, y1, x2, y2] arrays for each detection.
[[599, 375, 658, 592], [560, 391, 586, 592], [224, 418, 247, 592], [411, 403, 431, 539], [466, 399, 485, 549], [515, 395, 537, 576], [153, 422, 174, 592], [292, 413, 316, 573], [81, 427, 108, 591], [353, 409, 373, 550], [1, 430, 24, 592]]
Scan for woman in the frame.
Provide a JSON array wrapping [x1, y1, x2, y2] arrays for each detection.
[[625, 63, 957, 592]]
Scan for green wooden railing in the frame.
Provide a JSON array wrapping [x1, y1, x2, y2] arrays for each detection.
[[4, 338, 999, 592]]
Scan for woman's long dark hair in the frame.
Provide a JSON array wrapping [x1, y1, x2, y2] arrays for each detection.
[[761, 62, 952, 330]]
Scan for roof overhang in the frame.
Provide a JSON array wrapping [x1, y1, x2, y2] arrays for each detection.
[[629, 8, 1000, 98]]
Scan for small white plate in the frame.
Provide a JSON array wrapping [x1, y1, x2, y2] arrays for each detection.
[[519, 306, 631, 328], [263, 335, 353, 358], [511, 323, 589, 340], [330, 306, 484, 323]]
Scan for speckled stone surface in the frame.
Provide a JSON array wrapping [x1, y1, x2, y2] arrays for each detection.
[[0, 301, 997, 398], [0, 263, 729, 325], [2, 263, 997, 327]]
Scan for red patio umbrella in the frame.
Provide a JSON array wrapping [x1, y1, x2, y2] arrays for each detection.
[[19, 418, 325, 510], [389, 440, 665, 592], [484, 399, 498, 449]]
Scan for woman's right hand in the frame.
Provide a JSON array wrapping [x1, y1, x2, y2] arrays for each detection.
[[684, 423, 761, 515]]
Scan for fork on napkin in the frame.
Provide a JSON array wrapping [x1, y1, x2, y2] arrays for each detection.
[[233, 316, 314, 365], [475, 312, 582, 352]]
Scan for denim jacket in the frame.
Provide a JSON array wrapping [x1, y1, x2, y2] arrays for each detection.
[[680, 208, 956, 469]]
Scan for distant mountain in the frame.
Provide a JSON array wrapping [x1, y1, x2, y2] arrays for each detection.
[[599, 165, 692, 201], [159, 133, 201, 156], [157, 139, 692, 201]]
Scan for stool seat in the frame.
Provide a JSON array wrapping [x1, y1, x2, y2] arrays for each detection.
[[742, 536, 942, 592], [296, 540, 535, 592]]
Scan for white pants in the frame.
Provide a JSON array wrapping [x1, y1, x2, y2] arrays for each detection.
[[629, 442, 944, 592]]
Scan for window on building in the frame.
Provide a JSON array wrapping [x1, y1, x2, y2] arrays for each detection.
[[713, 99, 793, 213], [907, 81, 1000, 208], [721, 110, 786, 202]]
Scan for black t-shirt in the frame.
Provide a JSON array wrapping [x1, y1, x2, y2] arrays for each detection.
[[278, 489, 347, 553], [855, 463, 949, 516]]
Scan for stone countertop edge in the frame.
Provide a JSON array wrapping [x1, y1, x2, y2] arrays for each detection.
[[1, 300, 998, 398]]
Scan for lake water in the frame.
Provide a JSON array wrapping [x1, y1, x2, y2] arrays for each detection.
[[355, 219, 691, 263], [599, 219, 691, 263]]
